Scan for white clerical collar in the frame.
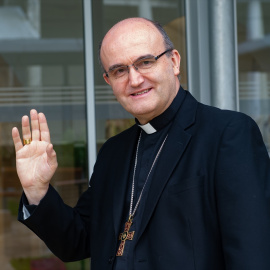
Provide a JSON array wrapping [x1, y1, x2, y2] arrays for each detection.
[[138, 123, 157, 134]]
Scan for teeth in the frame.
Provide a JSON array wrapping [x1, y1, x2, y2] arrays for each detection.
[[133, 89, 150, 96]]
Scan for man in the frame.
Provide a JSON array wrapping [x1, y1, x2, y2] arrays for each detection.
[[12, 17, 270, 270]]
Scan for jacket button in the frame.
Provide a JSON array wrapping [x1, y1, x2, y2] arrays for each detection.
[[108, 256, 114, 264]]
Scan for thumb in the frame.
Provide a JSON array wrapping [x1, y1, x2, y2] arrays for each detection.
[[46, 143, 58, 171]]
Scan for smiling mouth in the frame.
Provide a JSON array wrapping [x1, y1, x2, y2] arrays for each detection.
[[132, 88, 151, 96]]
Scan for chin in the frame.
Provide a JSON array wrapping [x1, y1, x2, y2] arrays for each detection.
[[131, 105, 153, 114], [132, 110, 156, 123]]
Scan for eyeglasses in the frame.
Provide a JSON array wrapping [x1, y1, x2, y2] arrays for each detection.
[[105, 49, 173, 80]]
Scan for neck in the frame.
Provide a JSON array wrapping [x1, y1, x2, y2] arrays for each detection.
[[136, 82, 180, 124]]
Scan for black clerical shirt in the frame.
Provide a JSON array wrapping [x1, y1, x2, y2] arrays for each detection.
[[113, 88, 184, 270]]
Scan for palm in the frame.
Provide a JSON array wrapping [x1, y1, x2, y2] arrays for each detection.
[[16, 140, 55, 188], [12, 110, 58, 204]]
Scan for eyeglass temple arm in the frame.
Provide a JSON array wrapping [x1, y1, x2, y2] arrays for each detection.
[[155, 49, 173, 60]]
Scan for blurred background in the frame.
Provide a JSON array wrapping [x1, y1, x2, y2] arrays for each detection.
[[0, 0, 268, 269]]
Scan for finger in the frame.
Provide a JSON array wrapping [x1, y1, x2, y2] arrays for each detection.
[[39, 113, 51, 143], [46, 144, 58, 171], [12, 127, 23, 152], [30, 109, 40, 141], [22, 115, 31, 142]]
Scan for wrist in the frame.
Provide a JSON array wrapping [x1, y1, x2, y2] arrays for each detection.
[[23, 184, 49, 205]]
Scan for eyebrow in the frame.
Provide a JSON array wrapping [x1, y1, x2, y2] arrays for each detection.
[[108, 53, 155, 72], [108, 64, 126, 72]]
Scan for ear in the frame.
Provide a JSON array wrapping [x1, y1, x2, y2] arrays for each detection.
[[103, 73, 111, 85], [171, 49, 181, 76]]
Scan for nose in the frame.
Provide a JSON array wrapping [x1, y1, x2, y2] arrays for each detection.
[[128, 65, 144, 87]]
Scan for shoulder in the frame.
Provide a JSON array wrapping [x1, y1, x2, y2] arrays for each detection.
[[196, 103, 267, 156], [183, 90, 256, 131], [197, 102, 258, 130], [183, 96, 263, 146]]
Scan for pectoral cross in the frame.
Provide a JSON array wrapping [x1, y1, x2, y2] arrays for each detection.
[[116, 217, 135, 256]]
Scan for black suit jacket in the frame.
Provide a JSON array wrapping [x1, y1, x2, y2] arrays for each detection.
[[19, 89, 270, 270]]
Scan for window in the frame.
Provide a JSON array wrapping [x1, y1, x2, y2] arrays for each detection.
[[237, 0, 270, 152], [0, 0, 89, 268]]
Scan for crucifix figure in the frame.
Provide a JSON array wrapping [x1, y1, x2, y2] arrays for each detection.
[[116, 217, 135, 256]]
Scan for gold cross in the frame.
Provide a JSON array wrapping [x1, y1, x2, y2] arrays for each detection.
[[116, 217, 135, 256]]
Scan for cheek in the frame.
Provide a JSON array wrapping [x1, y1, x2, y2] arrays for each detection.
[[111, 83, 125, 99], [144, 71, 163, 85], [112, 91, 123, 103], [152, 63, 172, 82]]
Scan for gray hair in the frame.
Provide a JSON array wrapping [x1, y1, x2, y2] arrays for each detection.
[[98, 18, 175, 73]]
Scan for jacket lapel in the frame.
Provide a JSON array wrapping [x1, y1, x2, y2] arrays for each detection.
[[137, 91, 198, 240], [112, 125, 140, 239]]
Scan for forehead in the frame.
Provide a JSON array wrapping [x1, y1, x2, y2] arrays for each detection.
[[101, 20, 165, 67]]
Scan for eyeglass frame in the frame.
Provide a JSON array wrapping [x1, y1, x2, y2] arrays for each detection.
[[104, 48, 173, 78]]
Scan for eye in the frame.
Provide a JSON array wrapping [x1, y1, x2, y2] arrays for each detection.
[[110, 66, 127, 78], [135, 58, 155, 69]]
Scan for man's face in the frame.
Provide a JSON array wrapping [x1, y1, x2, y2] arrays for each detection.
[[101, 19, 180, 124]]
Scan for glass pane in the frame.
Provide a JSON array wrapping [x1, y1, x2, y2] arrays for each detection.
[[92, 0, 187, 151], [0, 0, 89, 269], [237, 0, 270, 153]]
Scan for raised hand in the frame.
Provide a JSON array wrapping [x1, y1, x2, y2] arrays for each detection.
[[12, 109, 58, 205]]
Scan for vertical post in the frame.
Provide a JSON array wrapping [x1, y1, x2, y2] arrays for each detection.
[[247, 0, 264, 40], [209, 0, 239, 110], [246, 0, 267, 119], [185, 0, 211, 105], [83, 0, 97, 178], [27, 0, 42, 103], [139, 0, 152, 19]]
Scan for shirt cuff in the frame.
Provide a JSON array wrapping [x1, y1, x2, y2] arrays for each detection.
[[21, 193, 38, 220], [22, 204, 30, 220]]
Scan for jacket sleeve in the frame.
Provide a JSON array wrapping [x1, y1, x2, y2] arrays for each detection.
[[18, 184, 92, 262], [215, 113, 270, 269]]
